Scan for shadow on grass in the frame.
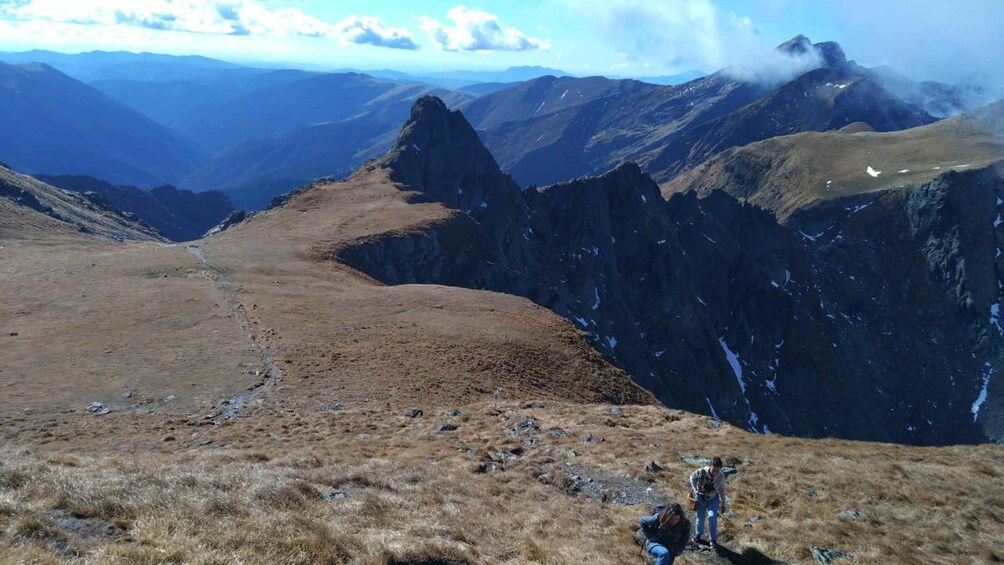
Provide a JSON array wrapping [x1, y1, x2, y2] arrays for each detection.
[[712, 542, 782, 565]]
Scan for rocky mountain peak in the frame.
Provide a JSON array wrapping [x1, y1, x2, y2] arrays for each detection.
[[776, 35, 847, 69], [377, 96, 516, 215]]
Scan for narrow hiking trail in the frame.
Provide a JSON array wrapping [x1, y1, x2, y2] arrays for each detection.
[[183, 244, 281, 421]]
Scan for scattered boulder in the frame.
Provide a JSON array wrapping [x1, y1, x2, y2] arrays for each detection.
[[519, 419, 540, 433], [410, 408, 424, 418], [838, 509, 863, 520], [163, 395, 176, 403], [436, 423, 458, 432], [680, 454, 709, 466], [9, 332, 18, 336], [448, 409, 462, 417], [582, 434, 599, 444], [42, 509, 121, 540], [643, 461, 665, 473], [810, 546, 853, 564], [121, 390, 133, 399], [86, 402, 111, 416], [323, 490, 348, 501], [547, 428, 567, 439], [161, 435, 176, 442], [607, 406, 624, 416], [473, 462, 497, 474], [806, 490, 819, 498], [320, 401, 344, 412]]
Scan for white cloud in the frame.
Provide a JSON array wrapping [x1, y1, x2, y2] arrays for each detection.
[[333, 16, 417, 50], [421, 6, 550, 52], [565, 0, 822, 82], [0, 0, 418, 49]]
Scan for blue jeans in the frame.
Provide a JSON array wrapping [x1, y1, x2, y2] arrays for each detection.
[[695, 494, 720, 541], [646, 543, 676, 565]]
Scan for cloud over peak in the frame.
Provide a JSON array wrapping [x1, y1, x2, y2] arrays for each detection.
[[0, 0, 418, 49], [421, 6, 549, 52]]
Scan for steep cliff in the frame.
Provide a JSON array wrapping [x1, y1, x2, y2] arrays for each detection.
[[330, 97, 1002, 444]]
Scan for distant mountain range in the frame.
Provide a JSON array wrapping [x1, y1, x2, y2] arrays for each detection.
[[0, 62, 203, 187], [0, 40, 992, 215], [465, 37, 936, 187]]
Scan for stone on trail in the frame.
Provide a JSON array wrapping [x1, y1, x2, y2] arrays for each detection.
[[811, 546, 853, 564], [436, 423, 458, 432]]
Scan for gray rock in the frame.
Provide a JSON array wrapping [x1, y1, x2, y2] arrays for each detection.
[[473, 462, 497, 474], [448, 409, 462, 417], [643, 461, 664, 473], [410, 408, 424, 418], [582, 434, 599, 444], [87, 401, 104, 413], [121, 391, 133, 399], [607, 406, 624, 415], [568, 449, 577, 458], [323, 490, 348, 501], [436, 423, 458, 432], [163, 395, 176, 403], [547, 428, 568, 439], [519, 419, 540, 433], [838, 509, 863, 520], [320, 401, 343, 412], [680, 454, 710, 466], [723, 511, 738, 519], [806, 490, 819, 497], [810, 546, 853, 564]]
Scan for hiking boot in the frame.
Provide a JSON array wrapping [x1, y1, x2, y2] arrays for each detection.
[[710, 540, 719, 550]]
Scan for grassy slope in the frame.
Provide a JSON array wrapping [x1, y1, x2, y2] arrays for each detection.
[[1, 403, 1002, 564], [1, 167, 163, 241], [662, 101, 1004, 220], [3, 167, 1003, 564]]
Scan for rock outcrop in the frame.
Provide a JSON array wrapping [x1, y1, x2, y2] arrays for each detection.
[[331, 96, 1003, 444]]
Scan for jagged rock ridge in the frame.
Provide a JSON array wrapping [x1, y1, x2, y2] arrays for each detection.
[[330, 97, 1003, 444]]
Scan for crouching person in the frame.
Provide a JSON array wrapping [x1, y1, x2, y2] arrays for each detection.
[[638, 502, 690, 565]]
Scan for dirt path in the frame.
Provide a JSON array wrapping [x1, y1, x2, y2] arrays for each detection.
[[184, 244, 281, 420]]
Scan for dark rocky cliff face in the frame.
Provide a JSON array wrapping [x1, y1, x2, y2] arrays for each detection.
[[35, 174, 233, 241], [334, 97, 1003, 445]]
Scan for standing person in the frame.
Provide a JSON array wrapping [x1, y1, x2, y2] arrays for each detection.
[[638, 502, 691, 565], [690, 456, 727, 548]]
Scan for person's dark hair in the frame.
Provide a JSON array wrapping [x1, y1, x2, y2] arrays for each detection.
[[711, 456, 723, 468], [659, 503, 683, 524]]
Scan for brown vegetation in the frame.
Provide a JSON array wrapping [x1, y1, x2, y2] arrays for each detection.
[[1, 403, 1002, 564]]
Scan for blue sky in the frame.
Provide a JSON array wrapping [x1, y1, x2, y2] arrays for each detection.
[[0, 0, 1001, 85]]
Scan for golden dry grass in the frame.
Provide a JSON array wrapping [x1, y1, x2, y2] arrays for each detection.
[[1, 403, 1002, 564], [4, 153, 1004, 564], [661, 107, 1004, 220]]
